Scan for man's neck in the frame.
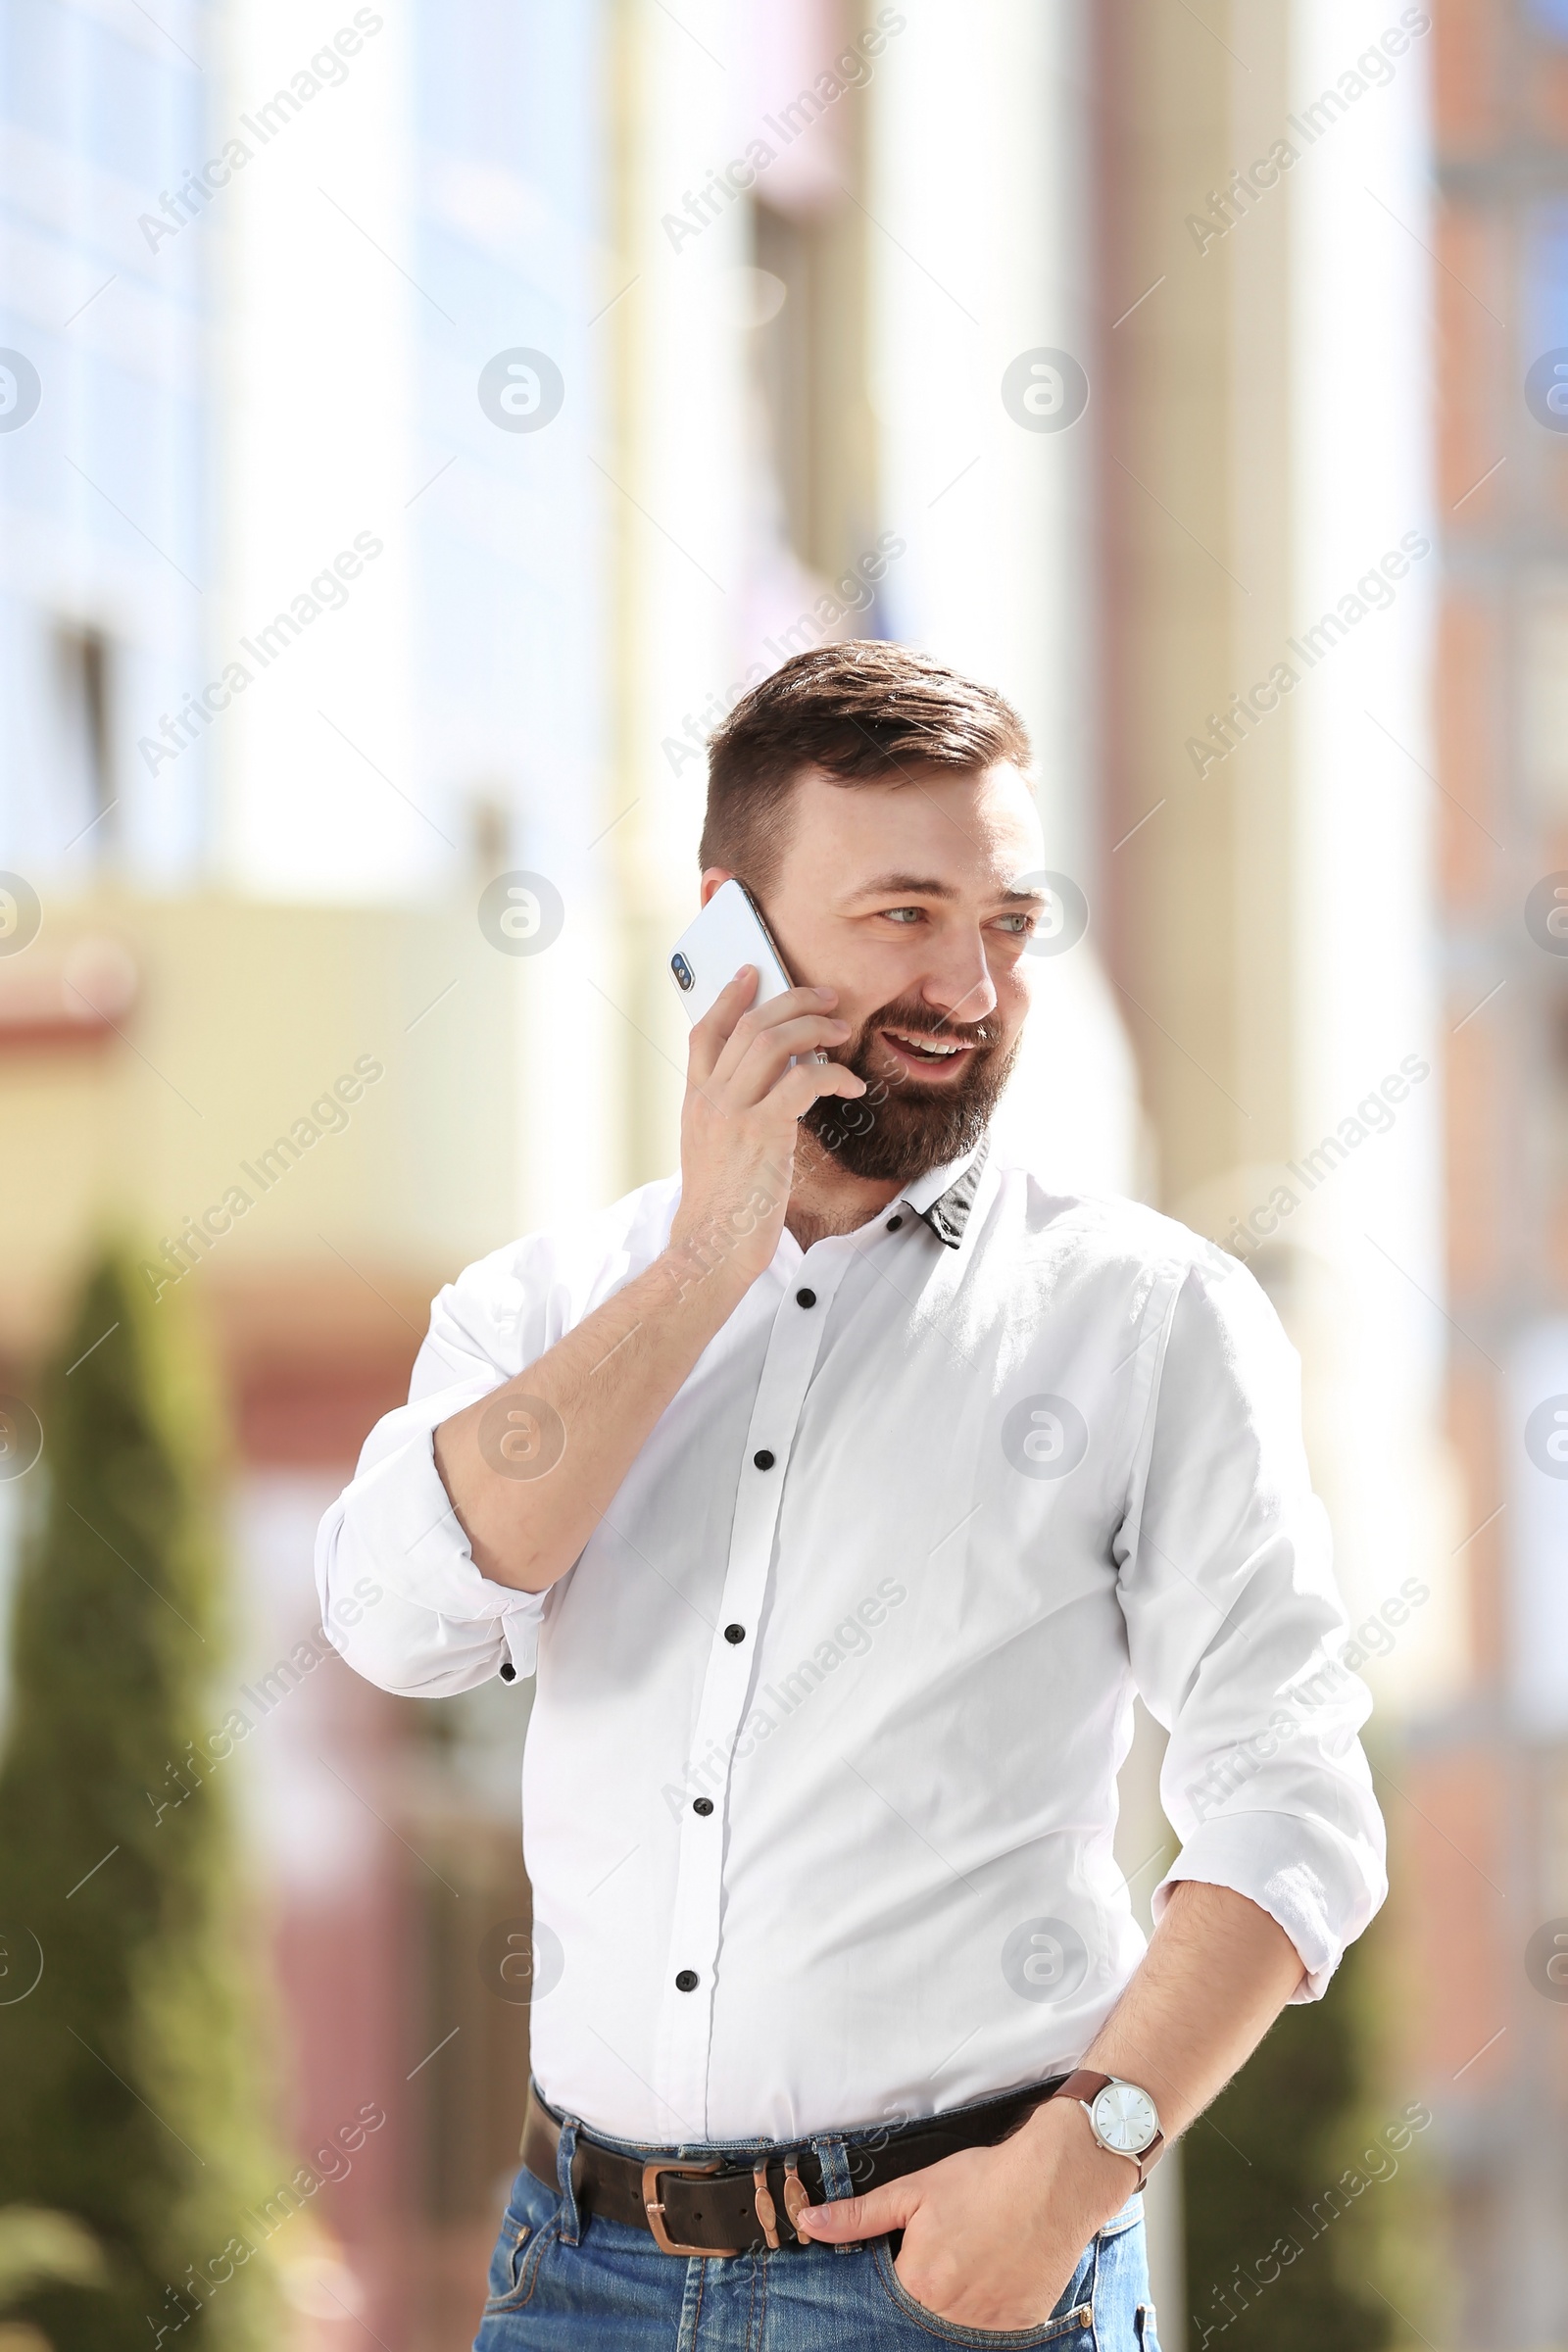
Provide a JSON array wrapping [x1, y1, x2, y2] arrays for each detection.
[[782, 1132, 904, 1250]]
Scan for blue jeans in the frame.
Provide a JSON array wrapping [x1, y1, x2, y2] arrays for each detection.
[[473, 2103, 1161, 2350]]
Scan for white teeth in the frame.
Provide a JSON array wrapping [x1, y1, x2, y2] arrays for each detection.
[[889, 1030, 962, 1058]]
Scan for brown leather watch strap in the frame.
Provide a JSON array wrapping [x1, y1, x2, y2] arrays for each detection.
[[1055, 2068, 1113, 2105]]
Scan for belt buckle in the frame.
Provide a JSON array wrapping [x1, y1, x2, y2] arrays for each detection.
[[642, 2157, 741, 2257]]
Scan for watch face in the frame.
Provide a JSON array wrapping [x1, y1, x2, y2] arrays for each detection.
[[1091, 2082, 1159, 2155]]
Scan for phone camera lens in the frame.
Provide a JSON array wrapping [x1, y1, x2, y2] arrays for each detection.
[[671, 953, 694, 991]]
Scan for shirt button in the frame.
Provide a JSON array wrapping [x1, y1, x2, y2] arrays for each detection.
[[724, 1623, 746, 1644], [693, 1797, 714, 1816], [796, 1287, 816, 1308], [754, 1448, 775, 1470], [675, 1968, 700, 1992], [498, 1661, 516, 1683], [886, 1214, 904, 1231]]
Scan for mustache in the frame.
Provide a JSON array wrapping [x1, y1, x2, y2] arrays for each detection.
[[862, 1001, 1004, 1051], [803, 992, 1020, 1182]]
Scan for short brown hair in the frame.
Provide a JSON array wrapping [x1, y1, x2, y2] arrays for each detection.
[[700, 641, 1032, 892]]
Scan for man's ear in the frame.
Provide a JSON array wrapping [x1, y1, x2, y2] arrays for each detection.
[[699, 867, 736, 908]]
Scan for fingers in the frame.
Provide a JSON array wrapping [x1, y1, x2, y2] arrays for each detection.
[[796, 2180, 913, 2241], [684, 966, 861, 1161], [686, 965, 760, 1085], [769, 1057, 866, 1122], [709, 981, 842, 1085], [722, 1016, 852, 1101]]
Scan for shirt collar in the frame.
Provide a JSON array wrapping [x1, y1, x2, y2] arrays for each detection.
[[897, 1135, 991, 1250]]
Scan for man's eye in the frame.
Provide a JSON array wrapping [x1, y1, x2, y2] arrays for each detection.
[[882, 906, 923, 925], [996, 911, 1035, 935]]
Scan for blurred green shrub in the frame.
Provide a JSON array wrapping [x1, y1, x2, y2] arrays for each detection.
[[1182, 1890, 1435, 2351], [0, 2204, 105, 2308], [0, 1251, 279, 2351]]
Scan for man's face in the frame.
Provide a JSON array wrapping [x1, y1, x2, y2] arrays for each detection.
[[701, 761, 1047, 1182]]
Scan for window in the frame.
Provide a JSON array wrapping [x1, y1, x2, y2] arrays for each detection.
[[753, 199, 820, 575], [54, 623, 116, 855], [1529, 0, 1568, 42], [1520, 574, 1568, 816], [1509, 1319, 1568, 1733]]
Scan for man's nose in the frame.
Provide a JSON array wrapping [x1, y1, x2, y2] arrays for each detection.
[[922, 935, 998, 1028]]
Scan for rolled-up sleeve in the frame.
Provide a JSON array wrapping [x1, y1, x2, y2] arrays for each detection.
[[1115, 1254, 1388, 1999], [315, 1257, 551, 1696]]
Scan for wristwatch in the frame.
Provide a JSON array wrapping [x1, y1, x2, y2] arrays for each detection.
[[1054, 2070, 1164, 2188]]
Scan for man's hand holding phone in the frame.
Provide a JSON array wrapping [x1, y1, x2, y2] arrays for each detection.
[[669, 966, 866, 1287]]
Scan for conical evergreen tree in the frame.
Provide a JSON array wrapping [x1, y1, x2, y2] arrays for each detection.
[[0, 1250, 278, 2350]]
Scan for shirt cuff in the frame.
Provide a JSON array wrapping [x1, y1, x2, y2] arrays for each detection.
[[1151, 1808, 1383, 2002], [342, 1421, 548, 1678]]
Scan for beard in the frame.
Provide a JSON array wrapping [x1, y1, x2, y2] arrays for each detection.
[[800, 993, 1020, 1183]]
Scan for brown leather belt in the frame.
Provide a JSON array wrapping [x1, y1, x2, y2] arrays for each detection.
[[521, 2075, 1067, 2257]]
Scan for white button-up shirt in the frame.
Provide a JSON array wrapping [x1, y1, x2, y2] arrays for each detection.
[[316, 1142, 1386, 2145]]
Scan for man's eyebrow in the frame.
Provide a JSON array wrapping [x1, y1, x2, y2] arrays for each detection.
[[843, 871, 957, 900], [843, 872, 1049, 906]]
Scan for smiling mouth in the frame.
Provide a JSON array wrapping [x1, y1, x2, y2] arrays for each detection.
[[879, 1025, 979, 1070]]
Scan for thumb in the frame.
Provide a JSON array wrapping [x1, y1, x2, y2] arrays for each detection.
[[796, 2178, 918, 2242]]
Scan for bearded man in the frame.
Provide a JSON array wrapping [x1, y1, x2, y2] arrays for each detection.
[[318, 640, 1385, 2348]]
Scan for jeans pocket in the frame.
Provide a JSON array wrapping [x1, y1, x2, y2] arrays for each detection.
[[1135, 2302, 1161, 2350], [481, 2165, 564, 2315], [871, 2235, 1097, 2346]]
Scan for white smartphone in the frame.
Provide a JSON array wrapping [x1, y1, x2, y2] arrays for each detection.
[[668, 878, 826, 1065]]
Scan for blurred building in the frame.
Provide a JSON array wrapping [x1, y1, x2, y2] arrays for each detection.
[[9, 2, 1515, 2348], [1413, 0, 1568, 2341], [3, 2, 609, 2341], [1096, 0, 1448, 1677], [1, 4, 1144, 2348], [1, 0, 210, 881], [1093, 4, 1453, 2346]]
